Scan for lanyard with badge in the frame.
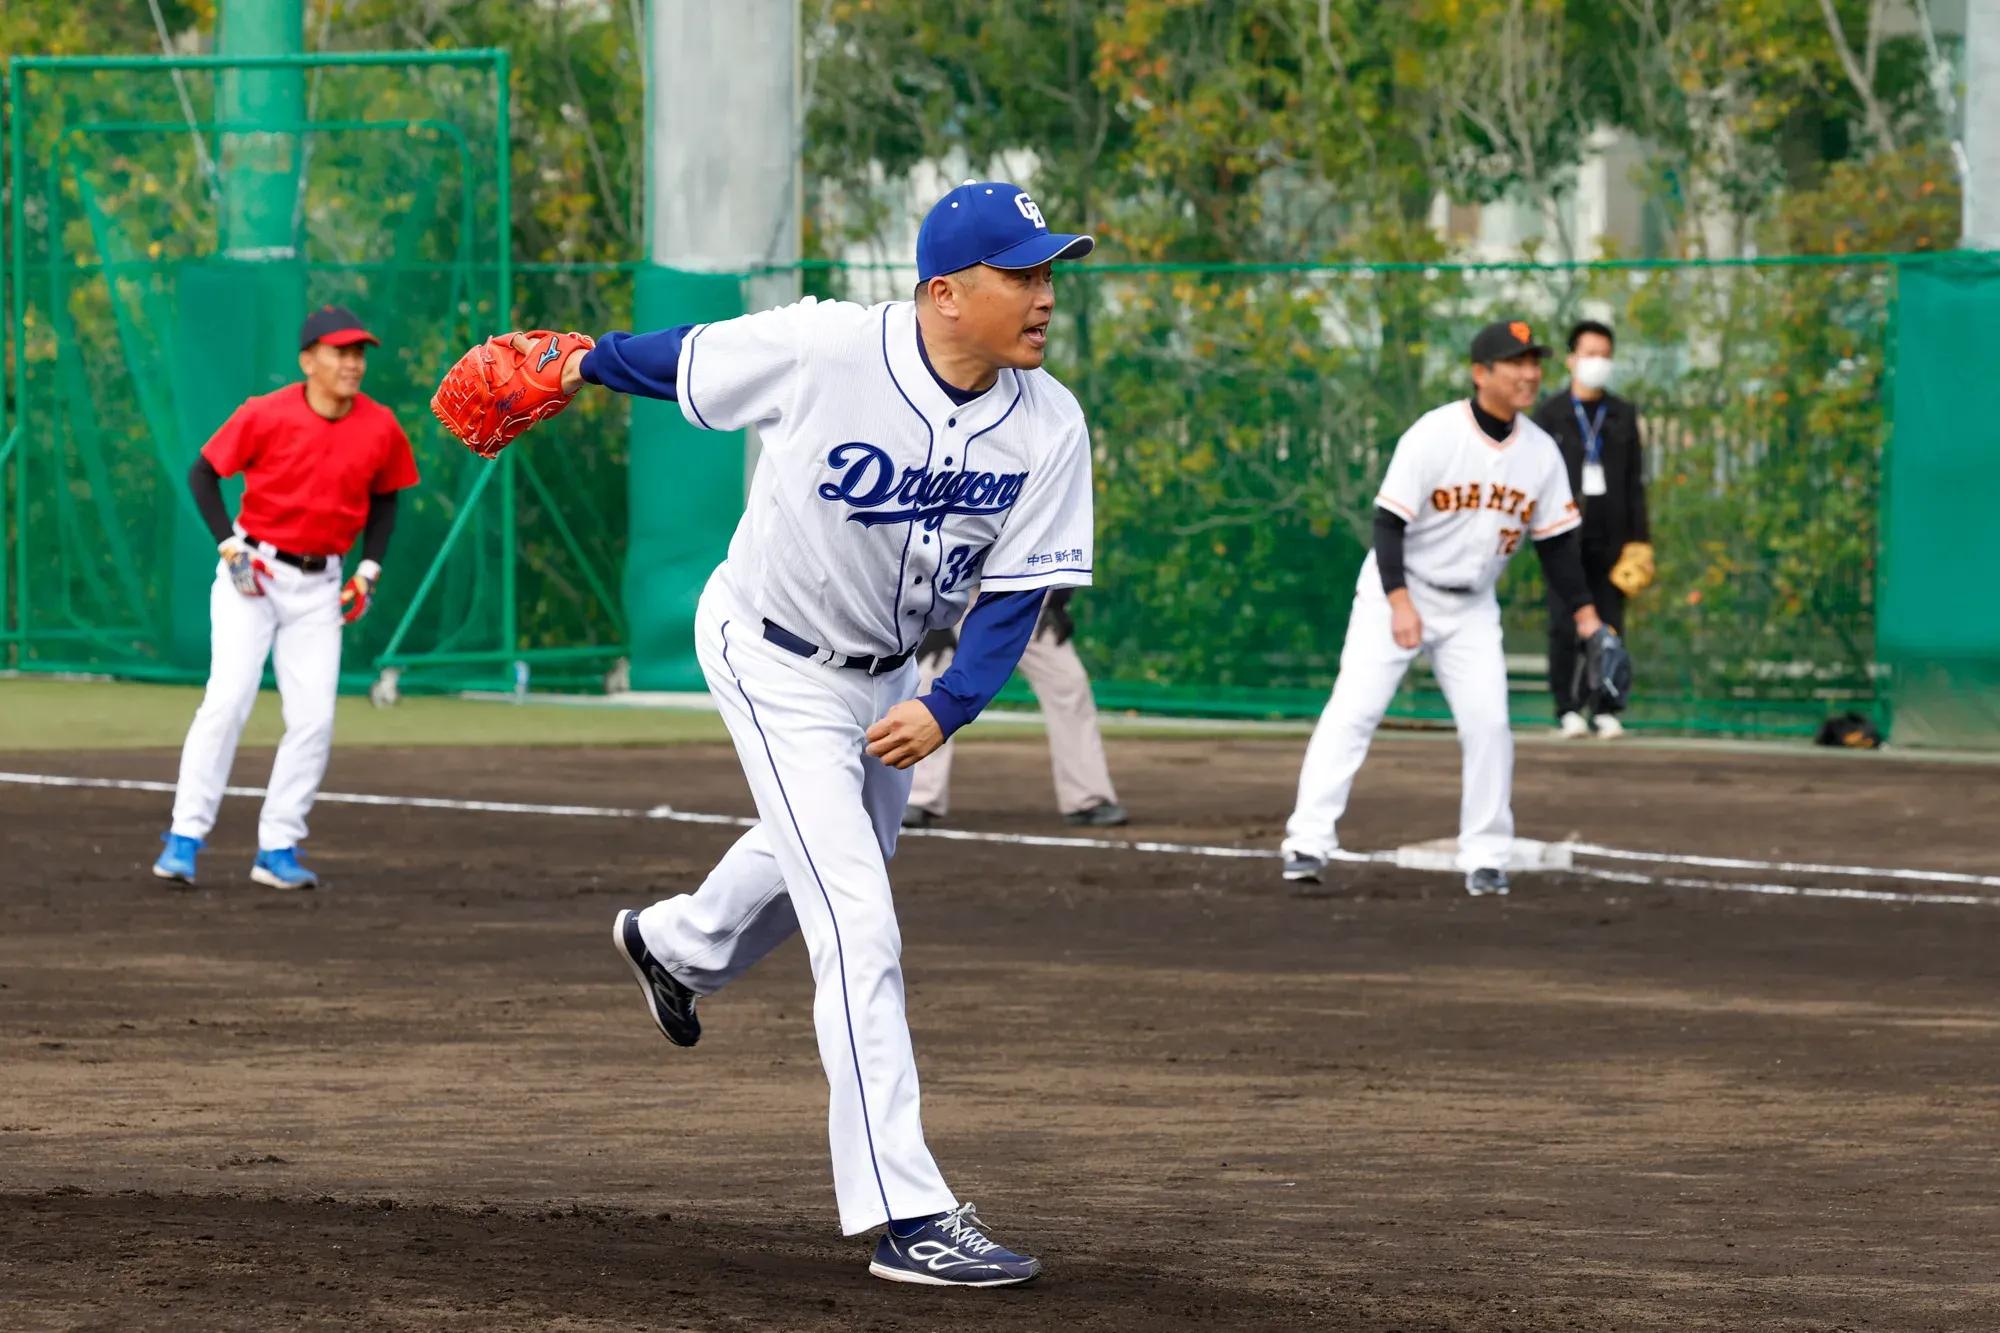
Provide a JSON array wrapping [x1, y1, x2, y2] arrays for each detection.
[[1572, 398, 1609, 497]]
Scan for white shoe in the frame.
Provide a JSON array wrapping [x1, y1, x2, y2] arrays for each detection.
[[1593, 713, 1625, 739], [1558, 712, 1590, 739]]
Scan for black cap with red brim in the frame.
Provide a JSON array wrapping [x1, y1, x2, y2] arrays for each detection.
[[299, 304, 380, 350]]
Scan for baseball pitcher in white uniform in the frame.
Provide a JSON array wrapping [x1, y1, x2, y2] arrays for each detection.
[[1281, 320, 1612, 898], [432, 181, 1094, 1286]]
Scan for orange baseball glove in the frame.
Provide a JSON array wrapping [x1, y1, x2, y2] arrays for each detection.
[[431, 330, 595, 458]]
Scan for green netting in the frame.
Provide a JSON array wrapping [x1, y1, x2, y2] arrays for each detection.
[[3, 52, 625, 696], [807, 257, 1893, 737], [2, 55, 1961, 737]]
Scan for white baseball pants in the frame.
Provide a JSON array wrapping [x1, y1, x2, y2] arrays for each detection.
[[169, 556, 343, 850], [634, 574, 957, 1236], [1283, 565, 1515, 872], [906, 629, 1118, 818]]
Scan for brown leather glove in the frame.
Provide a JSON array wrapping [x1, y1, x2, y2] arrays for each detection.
[[1608, 541, 1655, 597]]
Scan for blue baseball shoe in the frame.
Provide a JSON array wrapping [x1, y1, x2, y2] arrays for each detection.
[[613, 908, 701, 1047], [251, 846, 319, 891], [869, 1203, 1041, 1287], [152, 832, 202, 886]]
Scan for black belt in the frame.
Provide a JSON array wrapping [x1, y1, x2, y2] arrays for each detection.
[[1410, 573, 1475, 595], [247, 537, 331, 574], [762, 619, 915, 676]]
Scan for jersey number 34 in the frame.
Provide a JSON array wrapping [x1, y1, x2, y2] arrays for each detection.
[[939, 544, 987, 596]]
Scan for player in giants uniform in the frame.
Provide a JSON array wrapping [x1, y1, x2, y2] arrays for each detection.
[[1281, 320, 1603, 897], [524, 183, 1093, 1285], [151, 306, 418, 890]]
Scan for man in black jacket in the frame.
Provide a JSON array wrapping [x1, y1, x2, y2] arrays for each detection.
[[1531, 320, 1653, 739]]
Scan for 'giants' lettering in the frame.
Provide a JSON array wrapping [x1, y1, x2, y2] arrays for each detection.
[[1430, 483, 1530, 517]]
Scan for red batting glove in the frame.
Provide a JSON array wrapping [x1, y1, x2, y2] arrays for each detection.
[[340, 572, 374, 624]]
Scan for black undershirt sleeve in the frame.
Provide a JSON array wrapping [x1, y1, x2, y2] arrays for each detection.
[[1373, 506, 1408, 595], [186, 457, 234, 545], [1535, 527, 1593, 618], [361, 491, 399, 565]]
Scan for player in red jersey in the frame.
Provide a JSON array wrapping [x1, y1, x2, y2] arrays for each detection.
[[151, 305, 420, 890]]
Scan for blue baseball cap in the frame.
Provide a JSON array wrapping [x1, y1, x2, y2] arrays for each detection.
[[916, 180, 1094, 284]]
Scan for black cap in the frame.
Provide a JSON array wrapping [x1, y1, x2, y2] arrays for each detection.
[[298, 304, 380, 351], [1469, 319, 1549, 364]]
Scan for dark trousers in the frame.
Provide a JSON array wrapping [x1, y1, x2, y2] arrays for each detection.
[[1547, 558, 1626, 717]]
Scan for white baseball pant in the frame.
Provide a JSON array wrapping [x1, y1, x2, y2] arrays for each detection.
[[632, 573, 957, 1236], [906, 629, 1118, 818], [1283, 566, 1515, 871], [169, 554, 343, 851]]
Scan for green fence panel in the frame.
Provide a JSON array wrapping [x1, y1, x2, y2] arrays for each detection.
[[1, 52, 627, 697], [1037, 259, 1893, 736], [623, 265, 745, 692], [1880, 254, 2000, 747]]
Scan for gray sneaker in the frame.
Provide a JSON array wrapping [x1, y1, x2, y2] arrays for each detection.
[[1063, 801, 1129, 828], [1282, 852, 1326, 885], [1465, 867, 1511, 897]]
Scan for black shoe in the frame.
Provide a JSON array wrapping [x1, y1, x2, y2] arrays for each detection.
[[901, 806, 941, 829], [1063, 801, 1128, 828], [1464, 868, 1511, 897], [612, 908, 701, 1047]]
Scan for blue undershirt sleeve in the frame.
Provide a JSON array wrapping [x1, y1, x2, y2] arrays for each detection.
[[916, 589, 1047, 739], [579, 324, 694, 400]]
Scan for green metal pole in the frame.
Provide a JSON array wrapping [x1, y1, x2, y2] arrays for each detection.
[[495, 51, 516, 687], [14, 51, 504, 72], [8, 65, 27, 656], [375, 460, 504, 664]]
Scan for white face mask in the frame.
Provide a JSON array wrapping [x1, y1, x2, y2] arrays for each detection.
[[1573, 355, 1614, 391]]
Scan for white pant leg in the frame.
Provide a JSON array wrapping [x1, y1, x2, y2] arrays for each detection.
[[169, 566, 278, 840], [1283, 584, 1418, 860], [258, 564, 344, 850], [640, 659, 917, 997], [638, 824, 799, 995], [1427, 596, 1514, 871], [903, 650, 955, 817], [1018, 633, 1117, 814], [672, 585, 954, 1235]]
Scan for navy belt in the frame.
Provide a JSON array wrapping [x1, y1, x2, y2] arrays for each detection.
[[761, 619, 915, 676], [1411, 573, 1475, 595]]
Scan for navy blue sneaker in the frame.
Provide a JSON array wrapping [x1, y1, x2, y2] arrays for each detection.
[[251, 846, 319, 891], [613, 908, 700, 1047], [152, 832, 202, 886], [869, 1203, 1041, 1287]]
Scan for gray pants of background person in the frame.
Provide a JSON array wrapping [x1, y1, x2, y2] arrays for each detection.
[[908, 631, 1120, 818]]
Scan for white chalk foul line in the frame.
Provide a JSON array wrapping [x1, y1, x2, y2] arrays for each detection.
[[1567, 865, 1999, 909], [1565, 841, 2000, 890], [0, 770, 1991, 908]]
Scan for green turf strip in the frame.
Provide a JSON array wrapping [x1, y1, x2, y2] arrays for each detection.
[[0, 679, 730, 750]]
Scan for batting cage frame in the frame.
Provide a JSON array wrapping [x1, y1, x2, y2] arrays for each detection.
[[2, 49, 628, 700]]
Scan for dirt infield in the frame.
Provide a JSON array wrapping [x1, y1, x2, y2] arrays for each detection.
[[3, 734, 1997, 1330]]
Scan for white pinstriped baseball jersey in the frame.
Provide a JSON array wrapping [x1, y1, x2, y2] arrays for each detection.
[[1373, 400, 1580, 593], [673, 297, 1094, 658]]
